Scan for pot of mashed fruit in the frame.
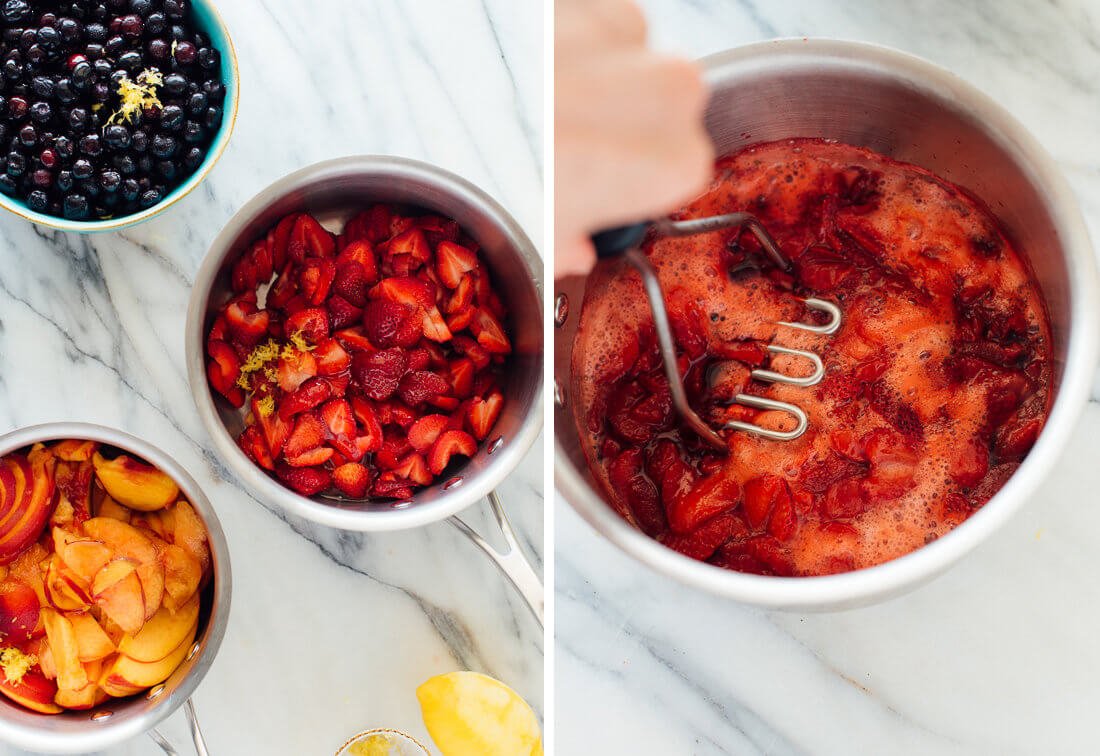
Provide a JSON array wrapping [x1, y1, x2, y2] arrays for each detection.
[[571, 138, 1053, 577]]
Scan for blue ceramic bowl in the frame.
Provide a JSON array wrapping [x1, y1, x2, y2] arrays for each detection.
[[0, 0, 239, 233]]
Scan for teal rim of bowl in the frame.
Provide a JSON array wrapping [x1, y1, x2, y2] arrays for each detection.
[[0, 0, 239, 233]]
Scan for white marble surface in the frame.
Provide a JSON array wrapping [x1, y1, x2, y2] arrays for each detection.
[[0, 0, 543, 754], [556, 1, 1100, 754]]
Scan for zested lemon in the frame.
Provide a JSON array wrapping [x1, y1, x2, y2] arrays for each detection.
[[416, 671, 543, 756]]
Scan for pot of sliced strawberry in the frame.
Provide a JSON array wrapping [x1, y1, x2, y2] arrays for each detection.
[[187, 157, 543, 621]]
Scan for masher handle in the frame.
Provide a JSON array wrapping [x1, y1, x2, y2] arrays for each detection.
[[591, 222, 651, 258]]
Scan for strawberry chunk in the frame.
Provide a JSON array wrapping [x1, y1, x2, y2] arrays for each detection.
[[372, 474, 413, 500], [253, 400, 292, 458], [398, 370, 450, 406], [284, 307, 330, 344], [232, 238, 274, 294], [667, 475, 741, 534], [332, 261, 370, 306], [300, 258, 336, 305], [285, 447, 335, 467], [277, 348, 318, 393], [351, 348, 408, 401], [393, 453, 432, 486], [332, 463, 372, 498], [279, 377, 333, 420], [283, 412, 327, 459], [350, 396, 384, 452], [427, 430, 477, 475], [371, 276, 435, 310], [449, 357, 475, 398], [206, 341, 245, 407], [225, 295, 271, 347], [467, 391, 503, 440], [334, 326, 375, 353], [291, 214, 336, 260], [267, 263, 298, 310], [321, 398, 360, 460], [453, 335, 491, 370], [271, 212, 301, 270], [436, 241, 478, 289], [470, 308, 511, 354], [446, 275, 474, 314], [275, 462, 331, 496], [386, 229, 432, 263], [408, 414, 449, 453], [313, 338, 351, 376], [346, 205, 392, 244], [742, 475, 791, 532], [336, 240, 379, 286], [362, 299, 421, 348], [237, 425, 274, 470]]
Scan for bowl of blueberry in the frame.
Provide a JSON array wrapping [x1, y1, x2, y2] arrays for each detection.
[[0, 0, 237, 230]]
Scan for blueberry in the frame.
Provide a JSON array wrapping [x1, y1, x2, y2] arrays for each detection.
[[172, 40, 196, 65], [197, 47, 218, 70], [103, 123, 131, 149], [130, 129, 149, 151], [150, 133, 176, 157], [84, 22, 107, 43], [203, 105, 221, 130], [93, 58, 112, 77], [17, 124, 35, 146], [30, 168, 50, 188], [5, 152, 25, 176], [118, 50, 142, 70], [91, 81, 110, 102], [8, 95, 27, 118], [185, 91, 205, 115], [104, 34, 124, 56], [25, 43, 47, 65], [35, 26, 60, 50], [54, 135, 74, 159], [163, 72, 187, 95], [83, 42, 105, 60], [67, 107, 88, 131], [72, 157, 93, 178], [168, 24, 186, 41], [145, 11, 165, 34], [181, 119, 202, 143], [54, 77, 75, 103], [120, 177, 138, 200], [155, 158, 175, 179], [138, 186, 160, 207], [112, 152, 135, 173], [99, 169, 120, 191], [18, 29, 36, 50], [28, 101, 50, 122], [2, 1, 31, 24], [62, 192, 88, 219], [79, 133, 102, 156], [26, 188, 47, 211], [56, 169, 73, 190], [182, 145, 202, 170], [57, 17, 82, 43], [160, 103, 183, 130], [30, 75, 54, 98], [120, 14, 142, 37], [147, 38, 170, 61], [129, 0, 152, 16], [163, 0, 188, 20], [70, 60, 92, 88], [0, 174, 16, 194]]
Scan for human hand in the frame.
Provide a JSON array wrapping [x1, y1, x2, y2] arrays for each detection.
[[554, 0, 713, 278]]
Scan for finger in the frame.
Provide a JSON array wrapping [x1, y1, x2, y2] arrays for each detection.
[[554, 235, 598, 279]]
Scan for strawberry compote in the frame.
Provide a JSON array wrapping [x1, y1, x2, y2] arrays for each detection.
[[572, 138, 1053, 576]]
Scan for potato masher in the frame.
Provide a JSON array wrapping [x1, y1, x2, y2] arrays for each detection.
[[592, 214, 842, 450]]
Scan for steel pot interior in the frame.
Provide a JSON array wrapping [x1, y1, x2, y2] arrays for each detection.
[[0, 423, 231, 754], [555, 40, 1099, 610], [188, 157, 544, 531]]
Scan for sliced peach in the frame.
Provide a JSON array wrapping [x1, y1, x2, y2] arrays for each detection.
[[136, 559, 165, 620], [61, 539, 112, 585], [31, 638, 56, 680], [8, 544, 48, 631], [69, 613, 115, 663], [41, 608, 87, 692], [0, 668, 62, 714], [100, 618, 195, 694], [0, 452, 55, 565], [92, 453, 179, 512], [53, 659, 102, 709], [131, 510, 166, 540], [82, 518, 158, 566], [52, 440, 99, 462], [44, 555, 90, 613], [170, 501, 210, 577], [0, 579, 39, 641], [94, 570, 145, 635], [91, 558, 138, 596], [118, 593, 199, 663], [162, 544, 201, 612], [96, 495, 132, 523]]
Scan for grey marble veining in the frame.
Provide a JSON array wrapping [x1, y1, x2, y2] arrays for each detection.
[[0, 0, 543, 754], [556, 1, 1100, 754]]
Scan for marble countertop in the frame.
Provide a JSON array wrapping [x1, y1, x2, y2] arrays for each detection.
[[555, 1, 1100, 754], [0, 0, 543, 754]]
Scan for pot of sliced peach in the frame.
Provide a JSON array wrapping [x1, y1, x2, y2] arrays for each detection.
[[0, 424, 229, 755]]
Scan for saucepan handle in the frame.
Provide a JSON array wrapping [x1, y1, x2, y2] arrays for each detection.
[[149, 699, 211, 756], [450, 490, 544, 627], [591, 222, 651, 259]]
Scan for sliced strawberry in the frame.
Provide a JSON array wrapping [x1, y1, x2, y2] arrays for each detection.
[[332, 261, 370, 306], [283, 412, 327, 458], [284, 307, 330, 344], [285, 447, 335, 467], [277, 349, 318, 393], [231, 238, 274, 294], [335, 240, 379, 286], [427, 395, 460, 411], [237, 425, 274, 470], [279, 377, 333, 420], [372, 474, 413, 500], [389, 253, 418, 277], [407, 414, 449, 452], [334, 326, 375, 353], [421, 306, 452, 343], [446, 275, 474, 314], [453, 335, 491, 370], [323, 372, 351, 396], [470, 308, 510, 354], [332, 463, 371, 498], [427, 430, 477, 475], [467, 391, 503, 440], [667, 475, 740, 534], [446, 306, 475, 333], [362, 299, 421, 348], [207, 312, 228, 352], [225, 296, 271, 347], [254, 400, 293, 458], [390, 401, 418, 429], [742, 474, 790, 531], [416, 215, 461, 244], [346, 205, 392, 244], [386, 229, 432, 263], [448, 358, 476, 399], [436, 241, 478, 288], [275, 461, 330, 496], [300, 258, 336, 305], [292, 214, 336, 259], [321, 398, 360, 460], [206, 340, 244, 406], [272, 212, 301, 270], [371, 276, 435, 310], [398, 370, 449, 406], [351, 348, 408, 401], [313, 338, 351, 375], [406, 347, 431, 372], [267, 263, 298, 310], [326, 295, 362, 330], [350, 396, 383, 452], [393, 453, 432, 486]]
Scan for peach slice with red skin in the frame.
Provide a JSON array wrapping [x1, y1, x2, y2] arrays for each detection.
[[44, 555, 90, 613], [0, 450, 56, 565], [0, 579, 39, 641], [170, 501, 210, 578], [162, 544, 201, 613], [93, 453, 179, 512], [60, 539, 112, 586], [0, 667, 62, 714], [119, 593, 200, 663], [82, 517, 164, 618], [96, 495, 132, 523], [100, 618, 196, 696], [51, 440, 98, 462], [93, 567, 145, 635]]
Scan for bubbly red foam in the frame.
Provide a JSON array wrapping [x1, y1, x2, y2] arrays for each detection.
[[572, 138, 1052, 576]]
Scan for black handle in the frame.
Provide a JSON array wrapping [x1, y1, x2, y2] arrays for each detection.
[[591, 222, 651, 259]]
